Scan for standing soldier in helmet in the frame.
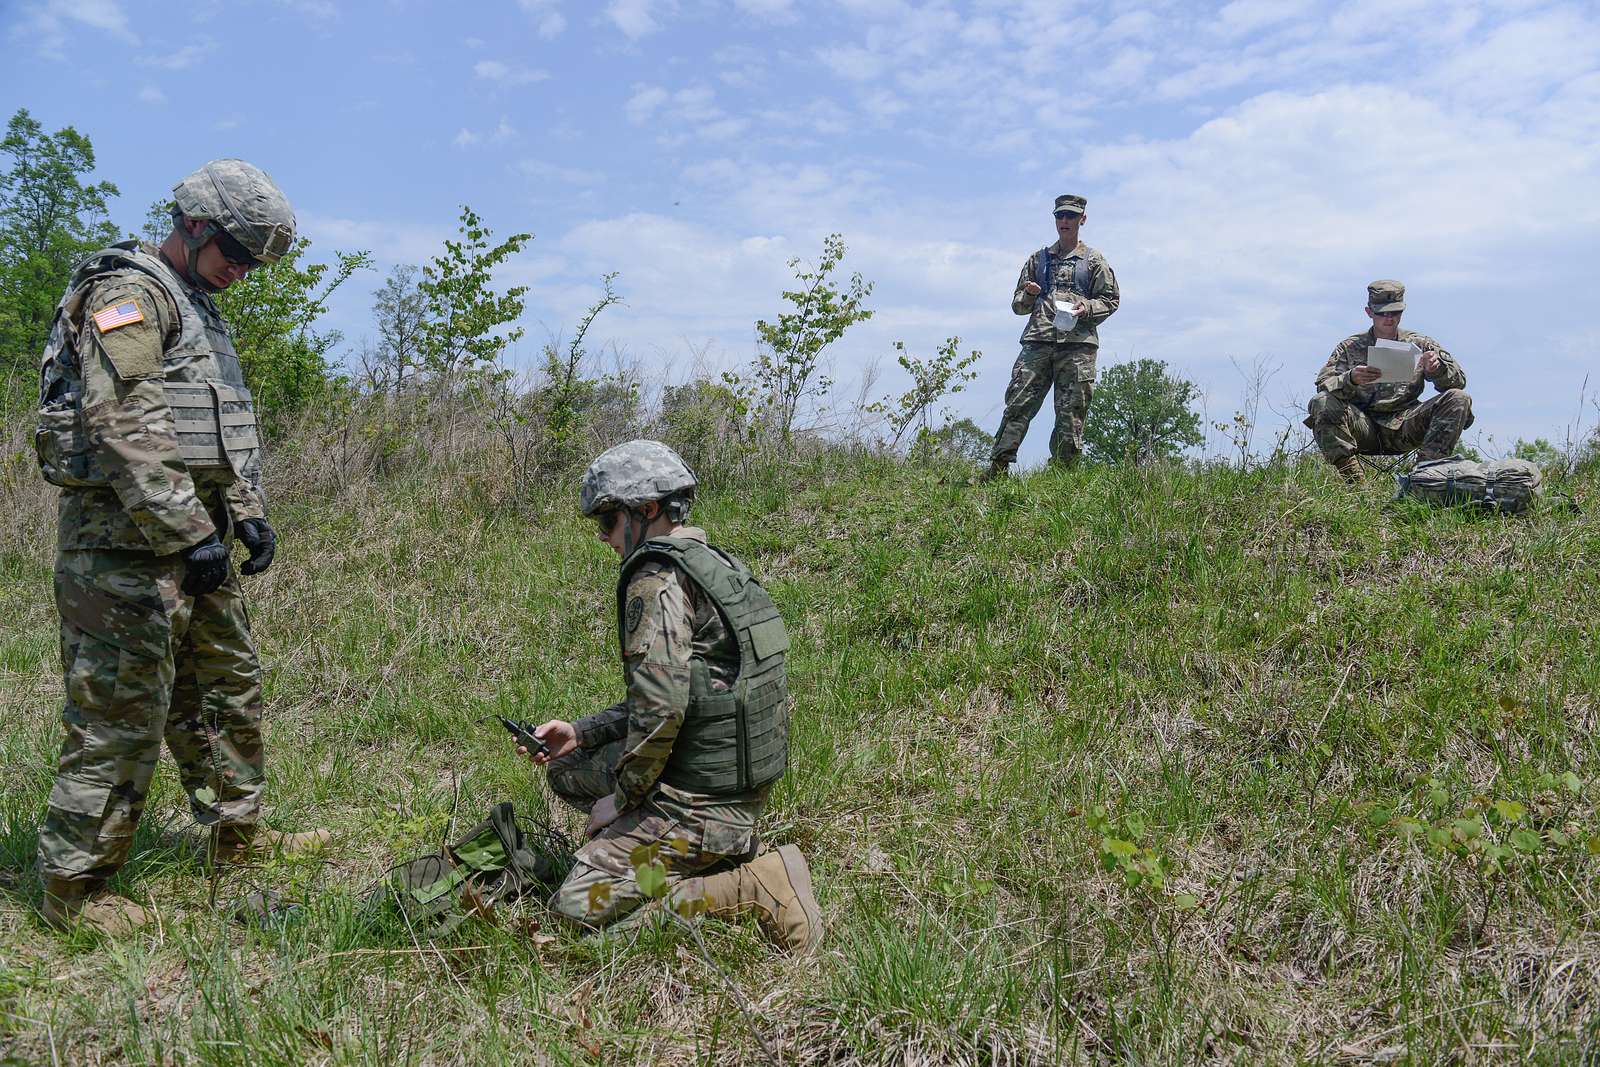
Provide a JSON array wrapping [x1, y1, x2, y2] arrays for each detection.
[[34, 159, 326, 934], [515, 440, 821, 951]]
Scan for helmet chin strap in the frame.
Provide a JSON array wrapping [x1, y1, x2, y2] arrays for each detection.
[[620, 509, 647, 558], [170, 208, 223, 292]]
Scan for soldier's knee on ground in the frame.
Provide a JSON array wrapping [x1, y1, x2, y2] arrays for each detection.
[[548, 861, 638, 928]]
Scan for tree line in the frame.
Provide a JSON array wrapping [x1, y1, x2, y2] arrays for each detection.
[[0, 106, 1217, 468]]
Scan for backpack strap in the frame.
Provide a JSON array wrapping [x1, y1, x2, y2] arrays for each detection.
[[1034, 246, 1052, 292]]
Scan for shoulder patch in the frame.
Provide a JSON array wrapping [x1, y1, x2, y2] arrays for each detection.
[[626, 596, 645, 633], [92, 299, 145, 333]]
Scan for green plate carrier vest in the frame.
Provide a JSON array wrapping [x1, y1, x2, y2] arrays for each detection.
[[619, 537, 791, 794], [35, 241, 262, 491]]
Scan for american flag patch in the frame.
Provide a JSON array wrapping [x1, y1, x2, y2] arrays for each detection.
[[92, 300, 144, 333]]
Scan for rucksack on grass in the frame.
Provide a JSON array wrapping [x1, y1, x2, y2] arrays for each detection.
[[1396, 455, 1543, 514]]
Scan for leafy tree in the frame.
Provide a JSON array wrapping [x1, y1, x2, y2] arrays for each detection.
[[1511, 437, 1564, 474], [0, 108, 120, 387], [417, 206, 532, 391], [731, 233, 873, 442], [540, 272, 622, 463], [214, 238, 372, 426], [660, 377, 748, 481], [911, 417, 993, 465], [1082, 357, 1203, 465], [870, 335, 982, 449], [361, 264, 430, 394]]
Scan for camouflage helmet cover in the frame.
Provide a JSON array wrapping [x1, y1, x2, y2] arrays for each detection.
[[579, 440, 697, 516], [172, 159, 296, 263]]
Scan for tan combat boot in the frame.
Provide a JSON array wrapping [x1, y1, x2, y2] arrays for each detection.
[[41, 876, 152, 936], [688, 844, 822, 953], [214, 824, 331, 864], [1332, 455, 1364, 485], [979, 461, 1010, 483]]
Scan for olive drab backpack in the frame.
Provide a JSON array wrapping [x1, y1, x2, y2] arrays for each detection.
[[1395, 455, 1544, 514], [373, 802, 571, 935]]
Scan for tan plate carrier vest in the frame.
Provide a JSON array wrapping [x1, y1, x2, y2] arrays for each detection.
[[35, 241, 262, 490], [620, 537, 791, 795]]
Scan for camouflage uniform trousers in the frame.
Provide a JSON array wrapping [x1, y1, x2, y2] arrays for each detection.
[[991, 341, 1098, 465], [1306, 388, 1474, 463], [545, 738, 762, 927], [39, 547, 265, 880]]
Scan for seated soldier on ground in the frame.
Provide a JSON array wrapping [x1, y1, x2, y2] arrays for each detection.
[[1305, 279, 1473, 485], [515, 440, 821, 951]]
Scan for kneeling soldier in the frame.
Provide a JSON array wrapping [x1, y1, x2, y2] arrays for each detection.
[[518, 440, 821, 951], [1306, 279, 1474, 484]]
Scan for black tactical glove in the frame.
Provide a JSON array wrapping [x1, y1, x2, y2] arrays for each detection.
[[236, 517, 277, 576], [181, 534, 230, 597]]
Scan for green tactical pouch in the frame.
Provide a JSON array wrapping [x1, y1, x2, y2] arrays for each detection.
[[375, 802, 574, 935]]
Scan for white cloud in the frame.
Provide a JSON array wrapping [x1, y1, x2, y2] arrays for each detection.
[[625, 86, 670, 124], [516, 0, 566, 38], [817, 44, 884, 82], [517, 159, 605, 187], [731, 0, 795, 18], [138, 85, 166, 104], [14, 0, 137, 53], [143, 42, 208, 70], [455, 118, 518, 147], [474, 59, 550, 86], [606, 0, 675, 39], [299, 214, 450, 269], [623, 84, 746, 140], [1217, 0, 1313, 36]]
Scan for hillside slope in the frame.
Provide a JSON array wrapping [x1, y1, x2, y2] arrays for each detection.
[[1, 455, 1597, 1065]]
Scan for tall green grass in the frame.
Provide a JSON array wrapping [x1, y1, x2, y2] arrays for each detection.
[[1, 450, 1596, 1064]]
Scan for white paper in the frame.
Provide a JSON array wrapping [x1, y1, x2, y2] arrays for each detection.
[[1366, 339, 1417, 383], [1051, 291, 1078, 330]]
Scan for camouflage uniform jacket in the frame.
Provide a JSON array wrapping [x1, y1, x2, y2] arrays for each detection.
[[572, 527, 751, 813], [1012, 241, 1120, 347], [49, 248, 266, 554], [1314, 327, 1467, 430]]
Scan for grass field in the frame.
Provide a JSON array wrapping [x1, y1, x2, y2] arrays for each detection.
[[1, 438, 1597, 1065]]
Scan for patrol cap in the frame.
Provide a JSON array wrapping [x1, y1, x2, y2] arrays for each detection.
[[1366, 279, 1406, 312], [1053, 194, 1087, 216]]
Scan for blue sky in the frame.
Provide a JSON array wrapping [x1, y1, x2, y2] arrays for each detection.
[[6, 0, 1599, 461]]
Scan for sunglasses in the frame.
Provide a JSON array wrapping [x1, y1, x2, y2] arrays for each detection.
[[211, 227, 262, 269], [594, 509, 622, 535]]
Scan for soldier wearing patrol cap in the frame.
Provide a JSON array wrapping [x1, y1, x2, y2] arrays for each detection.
[[515, 440, 822, 952], [984, 193, 1121, 479], [33, 159, 326, 934], [1305, 279, 1474, 484]]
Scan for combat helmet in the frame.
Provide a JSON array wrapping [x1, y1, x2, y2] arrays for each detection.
[[580, 440, 697, 518], [170, 159, 295, 286]]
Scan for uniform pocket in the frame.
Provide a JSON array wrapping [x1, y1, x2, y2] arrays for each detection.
[[45, 776, 137, 840], [65, 633, 161, 725]]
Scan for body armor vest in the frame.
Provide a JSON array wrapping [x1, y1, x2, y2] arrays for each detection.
[[619, 537, 791, 794], [35, 241, 261, 490]]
